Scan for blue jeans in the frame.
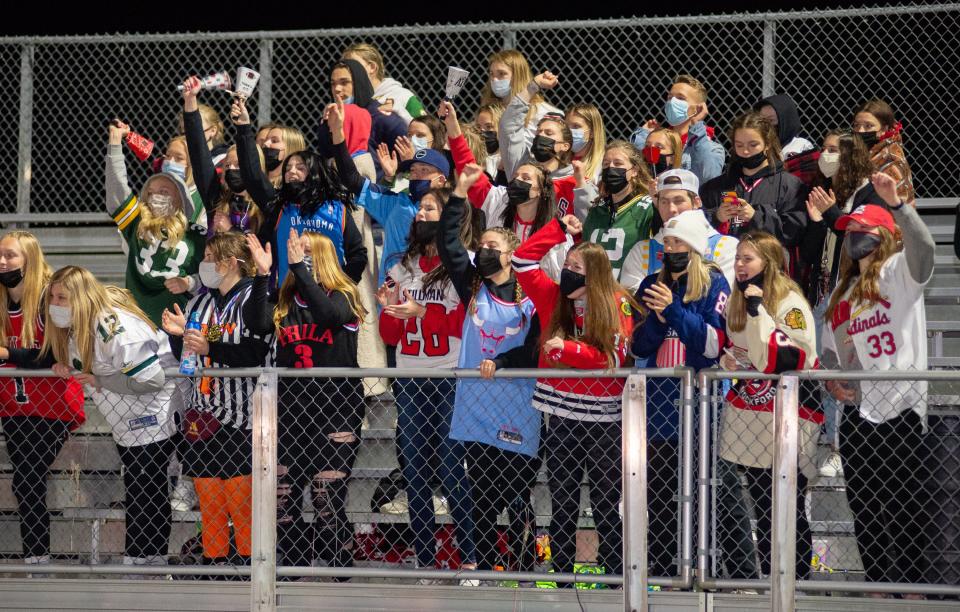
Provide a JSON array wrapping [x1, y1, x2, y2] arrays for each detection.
[[394, 377, 476, 567]]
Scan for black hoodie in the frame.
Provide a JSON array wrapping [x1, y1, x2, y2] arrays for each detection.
[[756, 94, 803, 149]]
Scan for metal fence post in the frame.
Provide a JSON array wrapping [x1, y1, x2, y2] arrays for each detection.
[[770, 374, 799, 612], [679, 368, 695, 588], [251, 368, 278, 612], [622, 373, 648, 611], [16, 44, 35, 216], [696, 371, 712, 587], [258, 39, 273, 126], [762, 19, 777, 97], [502, 29, 516, 50]]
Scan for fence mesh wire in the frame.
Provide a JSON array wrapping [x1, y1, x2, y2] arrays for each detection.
[[0, 3, 957, 216]]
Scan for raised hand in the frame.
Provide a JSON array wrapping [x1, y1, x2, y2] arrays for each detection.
[[871, 171, 901, 207], [108, 119, 131, 145], [394, 136, 415, 162], [437, 100, 461, 138], [560, 214, 582, 236], [181, 76, 201, 112], [376, 280, 399, 308], [376, 142, 399, 180], [534, 71, 559, 91], [161, 303, 187, 336], [230, 96, 250, 126], [287, 228, 304, 265], [245, 233, 273, 275], [323, 99, 345, 142], [455, 163, 484, 197]]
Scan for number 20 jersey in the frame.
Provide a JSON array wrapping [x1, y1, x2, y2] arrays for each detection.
[[824, 250, 928, 423]]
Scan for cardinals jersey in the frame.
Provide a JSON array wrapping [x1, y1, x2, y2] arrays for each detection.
[[380, 255, 464, 369], [824, 249, 928, 423]]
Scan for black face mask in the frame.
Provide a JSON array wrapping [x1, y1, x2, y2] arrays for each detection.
[[662, 251, 690, 274], [482, 130, 499, 155], [651, 158, 671, 175], [281, 180, 307, 202], [224, 169, 245, 193], [559, 269, 586, 297], [263, 147, 283, 171], [734, 151, 767, 171], [736, 270, 765, 293], [414, 221, 439, 243], [506, 179, 533, 206], [531, 135, 557, 163], [844, 232, 882, 261], [856, 131, 880, 149], [0, 268, 24, 289], [601, 167, 629, 195], [475, 248, 504, 277]]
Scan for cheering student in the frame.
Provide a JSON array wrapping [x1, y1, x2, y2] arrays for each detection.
[[481, 50, 560, 157], [0, 232, 85, 571], [44, 268, 180, 572], [851, 99, 914, 205], [512, 213, 636, 580], [822, 172, 934, 594], [245, 231, 365, 573], [343, 42, 427, 125]]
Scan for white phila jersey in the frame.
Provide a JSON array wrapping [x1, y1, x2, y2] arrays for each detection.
[[69, 309, 182, 447], [824, 250, 928, 423]]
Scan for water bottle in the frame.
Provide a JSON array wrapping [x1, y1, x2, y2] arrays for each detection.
[[179, 312, 202, 375]]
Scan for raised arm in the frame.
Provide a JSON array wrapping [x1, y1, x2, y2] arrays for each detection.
[[438, 165, 484, 304], [105, 120, 134, 216], [231, 97, 276, 208], [181, 77, 220, 211]]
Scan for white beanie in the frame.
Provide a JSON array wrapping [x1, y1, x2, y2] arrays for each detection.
[[661, 210, 710, 257]]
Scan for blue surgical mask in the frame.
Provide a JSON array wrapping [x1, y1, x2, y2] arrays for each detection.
[[161, 159, 186, 181], [664, 97, 690, 127], [491, 78, 511, 99], [570, 128, 588, 154], [411, 136, 430, 153], [408, 179, 432, 202], [342, 96, 355, 105]]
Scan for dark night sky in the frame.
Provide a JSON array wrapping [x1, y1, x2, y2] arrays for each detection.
[[3, 1, 853, 36]]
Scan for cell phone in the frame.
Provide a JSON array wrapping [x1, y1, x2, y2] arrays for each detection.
[[723, 191, 738, 204]]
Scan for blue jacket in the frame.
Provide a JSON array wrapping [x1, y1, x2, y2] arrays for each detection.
[[631, 121, 726, 184], [356, 179, 417, 287], [632, 268, 730, 440]]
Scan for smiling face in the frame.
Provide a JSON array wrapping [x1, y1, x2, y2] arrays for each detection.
[[734, 242, 765, 282], [284, 154, 308, 183]]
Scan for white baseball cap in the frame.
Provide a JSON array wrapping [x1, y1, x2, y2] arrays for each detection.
[[662, 209, 710, 257], [657, 168, 700, 194]]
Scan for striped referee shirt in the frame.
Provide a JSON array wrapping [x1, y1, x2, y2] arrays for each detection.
[[178, 277, 271, 430]]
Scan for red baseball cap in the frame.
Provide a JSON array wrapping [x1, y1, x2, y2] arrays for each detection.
[[835, 204, 896, 234]]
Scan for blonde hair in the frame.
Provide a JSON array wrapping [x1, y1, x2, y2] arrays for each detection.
[[205, 232, 256, 278], [461, 122, 487, 168], [343, 42, 386, 81], [825, 226, 901, 322], [165, 136, 194, 186], [566, 103, 606, 180], [476, 103, 503, 129], [648, 128, 684, 169], [267, 125, 307, 187], [197, 103, 225, 148], [273, 232, 367, 330], [481, 50, 545, 128], [673, 74, 708, 103], [137, 175, 188, 246], [215, 144, 264, 233], [0, 231, 52, 349], [654, 250, 719, 304], [41, 266, 155, 373], [598, 140, 653, 199], [727, 232, 804, 333], [545, 242, 639, 369]]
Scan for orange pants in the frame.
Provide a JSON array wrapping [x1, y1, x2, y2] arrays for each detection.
[[194, 475, 252, 559]]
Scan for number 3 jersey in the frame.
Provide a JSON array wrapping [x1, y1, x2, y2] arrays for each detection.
[[823, 249, 928, 423], [380, 255, 464, 369]]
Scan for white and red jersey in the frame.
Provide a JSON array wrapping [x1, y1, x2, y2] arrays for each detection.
[[824, 250, 928, 423], [380, 255, 464, 369], [512, 218, 632, 422], [0, 303, 85, 427]]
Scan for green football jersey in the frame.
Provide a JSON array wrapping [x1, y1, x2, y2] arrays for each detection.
[[583, 194, 654, 281], [112, 189, 206, 325]]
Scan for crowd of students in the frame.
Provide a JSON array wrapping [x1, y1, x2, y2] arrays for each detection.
[[0, 43, 938, 594]]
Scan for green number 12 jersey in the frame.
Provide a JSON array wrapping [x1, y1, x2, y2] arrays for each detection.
[[583, 193, 654, 281]]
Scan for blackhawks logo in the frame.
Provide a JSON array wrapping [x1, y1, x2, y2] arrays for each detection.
[[785, 308, 806, 330]]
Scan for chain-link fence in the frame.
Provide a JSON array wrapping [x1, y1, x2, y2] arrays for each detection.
[[698, 368, 960, 600], [0, 3, 957, 219]]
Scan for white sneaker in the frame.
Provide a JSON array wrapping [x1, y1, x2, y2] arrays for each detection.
[[170, 477, 197, 512], [380, 490, 408, 514], [818, 451, 844, 478]]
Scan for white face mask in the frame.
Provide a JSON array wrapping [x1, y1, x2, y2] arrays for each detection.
[[49, 304, 72, 328], [818, 151, 840, 178], [198, 261, 224, 289], [491, 78, 511, 99], [148, 193, 174, 217]]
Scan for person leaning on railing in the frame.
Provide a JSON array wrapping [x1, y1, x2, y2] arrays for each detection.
[[512, 212, 638, 580], [0, 232, 85, 571], [244, 230, 366, 574], [717, 231, 820, 581], [821, 172, 935, 595], [42, 267, 180, 573]]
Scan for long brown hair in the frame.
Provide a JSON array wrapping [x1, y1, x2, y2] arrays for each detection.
[[825, 226, 901, 321], [853, 99, 896, 132], [0, 231, 52, 349], [730, 112, 783, 167], [545, 242, 638, 369], [565, 103, 606, 179], [504, 163, 554, 235], [727, 232, 804, 333], [274, 232, 367, 330], [832, 131, 874, 205]]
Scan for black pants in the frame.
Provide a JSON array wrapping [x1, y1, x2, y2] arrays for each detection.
[[738, 465, 811, 579], [117, 437, 176, 558], [648, 440, 680, 577], [2, 416, 69, 558], [840, 408, 927, 583], [465, 442, 540, 571], [715, 458, 758, 579], [543, 416, 623, 576]]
